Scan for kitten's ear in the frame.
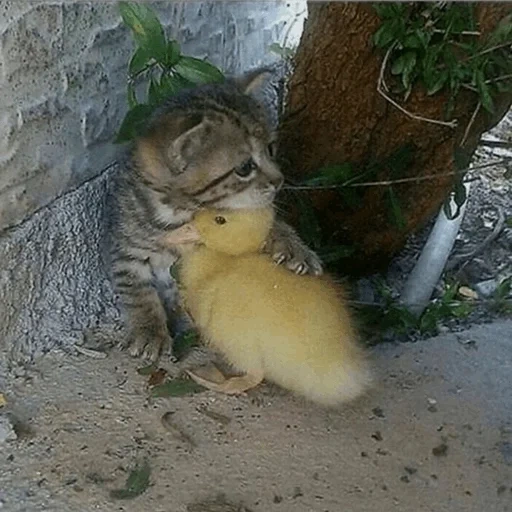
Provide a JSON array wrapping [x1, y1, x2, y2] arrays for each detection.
[[136, 113, 208, 181], [234, 67, 273, 96], [170, 113, 223, 170], [162, 222, 201, 246]]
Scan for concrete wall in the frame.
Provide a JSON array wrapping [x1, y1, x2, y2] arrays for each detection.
[[0, 1, 306, 362]]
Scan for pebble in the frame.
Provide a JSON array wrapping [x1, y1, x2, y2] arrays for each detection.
[[474, 279, 498, 298], [0, 415, 17, 443]]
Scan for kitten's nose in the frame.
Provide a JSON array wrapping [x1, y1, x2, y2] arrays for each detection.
[[271, 174, 284, 191]]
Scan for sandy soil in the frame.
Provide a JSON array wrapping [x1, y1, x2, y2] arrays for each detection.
[[1, 320, 511, 512]]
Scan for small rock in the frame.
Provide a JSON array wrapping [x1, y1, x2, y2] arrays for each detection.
[[0, 416, 17, 443], [458, 338, 478, 350], [371, 407, 385, 418], [474, 279, 498, 298], [432, 443, 448, 457], [292, 487, 303, 499], [371, 431, 383, 441]]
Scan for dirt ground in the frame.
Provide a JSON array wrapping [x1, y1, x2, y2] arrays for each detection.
[[1, 319, 511, 512]]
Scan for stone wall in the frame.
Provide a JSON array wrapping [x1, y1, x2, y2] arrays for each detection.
[[0, 1, 306, 361]]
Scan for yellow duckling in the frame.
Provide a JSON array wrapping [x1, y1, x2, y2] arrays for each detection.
[[164, 208, 371, 406]]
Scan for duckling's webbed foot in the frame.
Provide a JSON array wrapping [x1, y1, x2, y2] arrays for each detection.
[[186, 365, 263, 395]]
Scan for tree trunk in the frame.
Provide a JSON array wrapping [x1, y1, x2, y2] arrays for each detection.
[[277, 2, 512, 274]]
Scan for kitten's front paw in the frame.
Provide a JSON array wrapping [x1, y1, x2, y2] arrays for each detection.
[[270, 239, 323, 276], [128, 330, 176, 363]]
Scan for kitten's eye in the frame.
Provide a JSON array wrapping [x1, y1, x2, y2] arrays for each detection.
[[235, 157, 257, 178], [215, 216, 226, 225]]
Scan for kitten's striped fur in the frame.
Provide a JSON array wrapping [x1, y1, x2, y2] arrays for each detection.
[[108, 69, 322, 362]]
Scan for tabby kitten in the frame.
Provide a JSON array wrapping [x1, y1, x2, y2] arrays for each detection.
[[108, 69, 322, 362]]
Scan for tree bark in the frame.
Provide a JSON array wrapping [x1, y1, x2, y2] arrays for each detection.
[[277, 2, 512, 274]]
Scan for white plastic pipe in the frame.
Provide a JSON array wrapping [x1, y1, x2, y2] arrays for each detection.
[[400, 182, 471, 317]]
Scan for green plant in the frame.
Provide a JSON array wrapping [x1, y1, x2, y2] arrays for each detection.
[[373, 3, 512, 116], [116, 2, 224, 143], [288, 144, 416, 247], [418, 282, 472, 334], [490, 277, 512, 315], [357, 280, 473, 340]]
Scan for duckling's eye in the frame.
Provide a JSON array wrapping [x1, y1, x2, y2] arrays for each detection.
[[214, 216, 226, 225], [235, 157, 257, 178]]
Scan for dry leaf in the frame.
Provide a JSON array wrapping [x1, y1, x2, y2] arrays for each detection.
[[147, 368, 168, 387], [458, 286, 478, 300], [0, 393, 6, 408]]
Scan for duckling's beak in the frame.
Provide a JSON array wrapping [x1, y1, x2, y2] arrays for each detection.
[[162, 223, 201, 246]]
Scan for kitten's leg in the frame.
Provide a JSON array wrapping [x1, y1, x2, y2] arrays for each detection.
[[112, 254, 173, 362], [263, 219, 323, 276]]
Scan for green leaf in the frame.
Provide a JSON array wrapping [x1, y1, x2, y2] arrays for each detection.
[[174, 56, 224, 85], [387, 187, 406, 231], [169, 263, 180, 280], [150, 379, 205, 398], [494, 277, 512, 301], [401, 51, 417, 90], [450, 302, 472, 318], [173, 329, 200, 360], [426, 71, 448, 95], [403, 32, 423, 49], [165, 40, 181, 67], [391, 54, 406, 75], [119, 2, 167, 63], [129, 47, 151, 76], [109, 460, 151, 500], [268, 43, 295, 59], [476, 69, 494, 113], [373, 4, 396, 19], [159, 73, 193, 98], [373, 23, 397, 49], [127, 82, 137, 109], [442, 283, 459, 304], [137, 364, 157, 376], [148, 77, 161, 105], [419, 308, 439, 335], [304, 163, 353, 186], [453, 180, 467, 210], [116, 104, 155, 144], [487, 14, 512, 45]]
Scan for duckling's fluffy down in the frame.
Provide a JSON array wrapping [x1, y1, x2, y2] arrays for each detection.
[[180, 240, 371, 406]]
